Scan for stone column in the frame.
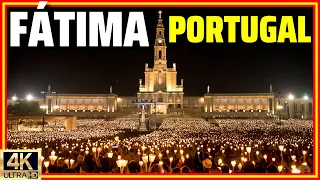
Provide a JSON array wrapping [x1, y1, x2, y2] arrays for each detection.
[[139, 105, 148, 131]]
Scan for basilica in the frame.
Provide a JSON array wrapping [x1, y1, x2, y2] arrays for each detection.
[[8, 11, 313, 119]]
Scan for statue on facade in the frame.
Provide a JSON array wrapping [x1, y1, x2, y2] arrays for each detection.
[[207, 85, 210, 93]]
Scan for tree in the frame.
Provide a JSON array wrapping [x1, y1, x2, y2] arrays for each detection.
[[8, 100, 42, 116]]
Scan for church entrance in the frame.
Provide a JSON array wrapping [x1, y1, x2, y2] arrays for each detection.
[[151, 104, 167, 114]]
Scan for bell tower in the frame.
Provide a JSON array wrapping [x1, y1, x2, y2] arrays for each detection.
[[154, 10, 167, 69]]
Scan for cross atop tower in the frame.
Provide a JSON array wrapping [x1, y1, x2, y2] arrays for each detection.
[[158, 10, 162, 19]]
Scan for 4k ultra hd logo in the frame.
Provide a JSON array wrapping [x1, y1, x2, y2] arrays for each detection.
[[0, 150, 41, 180]]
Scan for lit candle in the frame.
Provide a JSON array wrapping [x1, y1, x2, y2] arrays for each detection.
[[159, 161, 164, 167], [92, 147, 97, 153], [65, 159, 69, 168], [70, 159, 75, 167], [108, 152, 113, 158], [44, 161, 50, 173], [231, 160, 236, 172]]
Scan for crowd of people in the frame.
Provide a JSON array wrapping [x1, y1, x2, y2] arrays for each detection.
[[7, 116, 313, 174]]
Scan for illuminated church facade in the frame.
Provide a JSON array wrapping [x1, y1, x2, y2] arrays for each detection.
[[137, 11, 184, 114], [8, 11, 313, 119]]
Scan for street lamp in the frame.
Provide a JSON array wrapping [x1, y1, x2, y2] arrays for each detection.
[[288, 93, 294, 100], [12, 95, 17, 101], [41, 91, 46, 131], [303, 94, 308, 100], [287, 93, 294, 119], [26, 94, 33, 101]]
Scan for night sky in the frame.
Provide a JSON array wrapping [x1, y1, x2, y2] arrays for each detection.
[[8, 7, 313, 98]]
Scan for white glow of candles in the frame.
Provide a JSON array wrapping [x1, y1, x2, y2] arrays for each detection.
[[278, 165, 283, 172], [169, 157, 173, 162], [278, 145, 284, 152], [263, 154, 267, 160], [92, 147, 97, 153], [166, 149, 169, 154], [207, 148, 211, 152], [44, 161, 50, 168], [158, 153, 163, 160], [186, 154, 190, 159], [174, 150, 177, 154], [142, 155, 148, 163], [246, 147, 251, 153], [70, 159, 75, 166], [272, 158, 276, 162], [159, 161, 164, 166], [231, 160, 236, 167], [141, 145, 146, 153], [218, 159, 222, 165], [292, 168, 301, 173], [302, 150, 307, 156], [108, 152, 113, 158], [256, 151, 259, 155], [115, 136, 119, 142], [291, 155, 296, 161], [180, 149, 184, 155], [52, 155, 57, 162], [149, 154, 156, 162], [118, 155, 121, 160], [139, 161, 144, 167], [65, 159, 69, 166]]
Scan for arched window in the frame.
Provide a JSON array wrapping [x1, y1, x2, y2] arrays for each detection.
[[159, 50, 162, 59], [159, 31, 162, 36], [158, 72, 162, 84]]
